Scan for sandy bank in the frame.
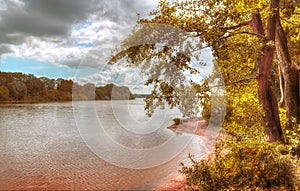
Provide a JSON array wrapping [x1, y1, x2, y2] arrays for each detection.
[[155, 119, 221, 191]]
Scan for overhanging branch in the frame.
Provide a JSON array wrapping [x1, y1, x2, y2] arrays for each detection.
[[239, 31, 265, 39], [210, 76, 256, 88], [222, 20, 252, 30], [217, 31, 265, 42]]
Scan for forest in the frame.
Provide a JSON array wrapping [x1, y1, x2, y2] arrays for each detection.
[[0, 71, 135, 102]]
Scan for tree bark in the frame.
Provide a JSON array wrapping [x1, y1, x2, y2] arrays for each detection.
[[256, 45, 284, 142], [251, 9, 285, 142], [275, 18, 300, 127]]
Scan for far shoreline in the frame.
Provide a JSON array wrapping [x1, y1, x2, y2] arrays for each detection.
[[0, 98, 140, 105]]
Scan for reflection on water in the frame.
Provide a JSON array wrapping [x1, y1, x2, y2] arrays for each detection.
[[0, 100, 206, 190]]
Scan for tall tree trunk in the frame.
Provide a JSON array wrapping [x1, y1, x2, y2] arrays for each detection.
[[275, 19, 300, 128], [251, 7, 284, 142], [256, 45, 284, 142]]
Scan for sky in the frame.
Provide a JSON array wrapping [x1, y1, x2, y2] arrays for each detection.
[[0, 0, 213, 94]]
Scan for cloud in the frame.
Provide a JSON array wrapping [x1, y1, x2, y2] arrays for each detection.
[[0, 0, 89, 43], [74, 73, 152, 94], [0, 0, 160, 91], [11, 36, 90, 67], [71, 63, 151, 93], [0, 0, 158, 67], [0, 44, 13, 55]]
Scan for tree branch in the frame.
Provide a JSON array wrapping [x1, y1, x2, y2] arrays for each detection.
[[217, 31, 265, 42], [179, 6, 202, 12], [292, 63, 300, 72], [224, 76, 256, 86], [239, 31, 265, 39], [221, 20, 252, 30], [210, 76, 256, 88]]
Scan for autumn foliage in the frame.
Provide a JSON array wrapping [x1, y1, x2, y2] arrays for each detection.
[[0, 72, 134, 102]]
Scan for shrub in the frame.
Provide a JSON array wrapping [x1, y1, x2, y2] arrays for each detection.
[[180, 139, 298, 190], [173, 118, 182, 125]]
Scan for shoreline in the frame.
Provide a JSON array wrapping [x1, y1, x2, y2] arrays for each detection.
[[155, 119, 220, 191], [167, 118, 208, 136]]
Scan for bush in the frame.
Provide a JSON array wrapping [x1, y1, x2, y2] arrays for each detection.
[[279, 108, 300, 158], [180, 139, 298, 190], [173, 118, 182, 125]]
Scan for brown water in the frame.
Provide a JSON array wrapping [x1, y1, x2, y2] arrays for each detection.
[[0, 100, 206, 190]]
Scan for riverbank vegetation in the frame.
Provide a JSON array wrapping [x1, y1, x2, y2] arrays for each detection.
[[110, 0, 300, 189], [0, 72, 135, 102]]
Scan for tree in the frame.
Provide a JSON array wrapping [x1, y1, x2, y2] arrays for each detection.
[[109, 0, 300, 143], [83, 83, 96, 100], [109, 2, 300, 188], [24, 74, 47, 100], [275, 3, 300, 127], [57, 79, 73, 93], [7, 81, 27, 101], [39, 77, 56, 90], [0, 86, 9, 101], [95, 84, 135, 100]]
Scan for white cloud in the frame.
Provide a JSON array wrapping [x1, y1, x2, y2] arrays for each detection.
[[10, 37, 90, 68], [0, 0, 158, 66]]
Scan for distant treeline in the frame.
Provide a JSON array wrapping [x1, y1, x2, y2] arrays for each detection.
[[0, 72, 135, 102]]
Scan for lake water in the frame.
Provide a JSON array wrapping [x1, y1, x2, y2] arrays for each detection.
[[0, 100, 207, 190]]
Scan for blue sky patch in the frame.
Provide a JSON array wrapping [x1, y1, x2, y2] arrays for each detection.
[[0, 56, 98, 79]]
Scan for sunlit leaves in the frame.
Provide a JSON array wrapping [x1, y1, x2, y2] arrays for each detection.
[[180, 139, 298, 190]]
